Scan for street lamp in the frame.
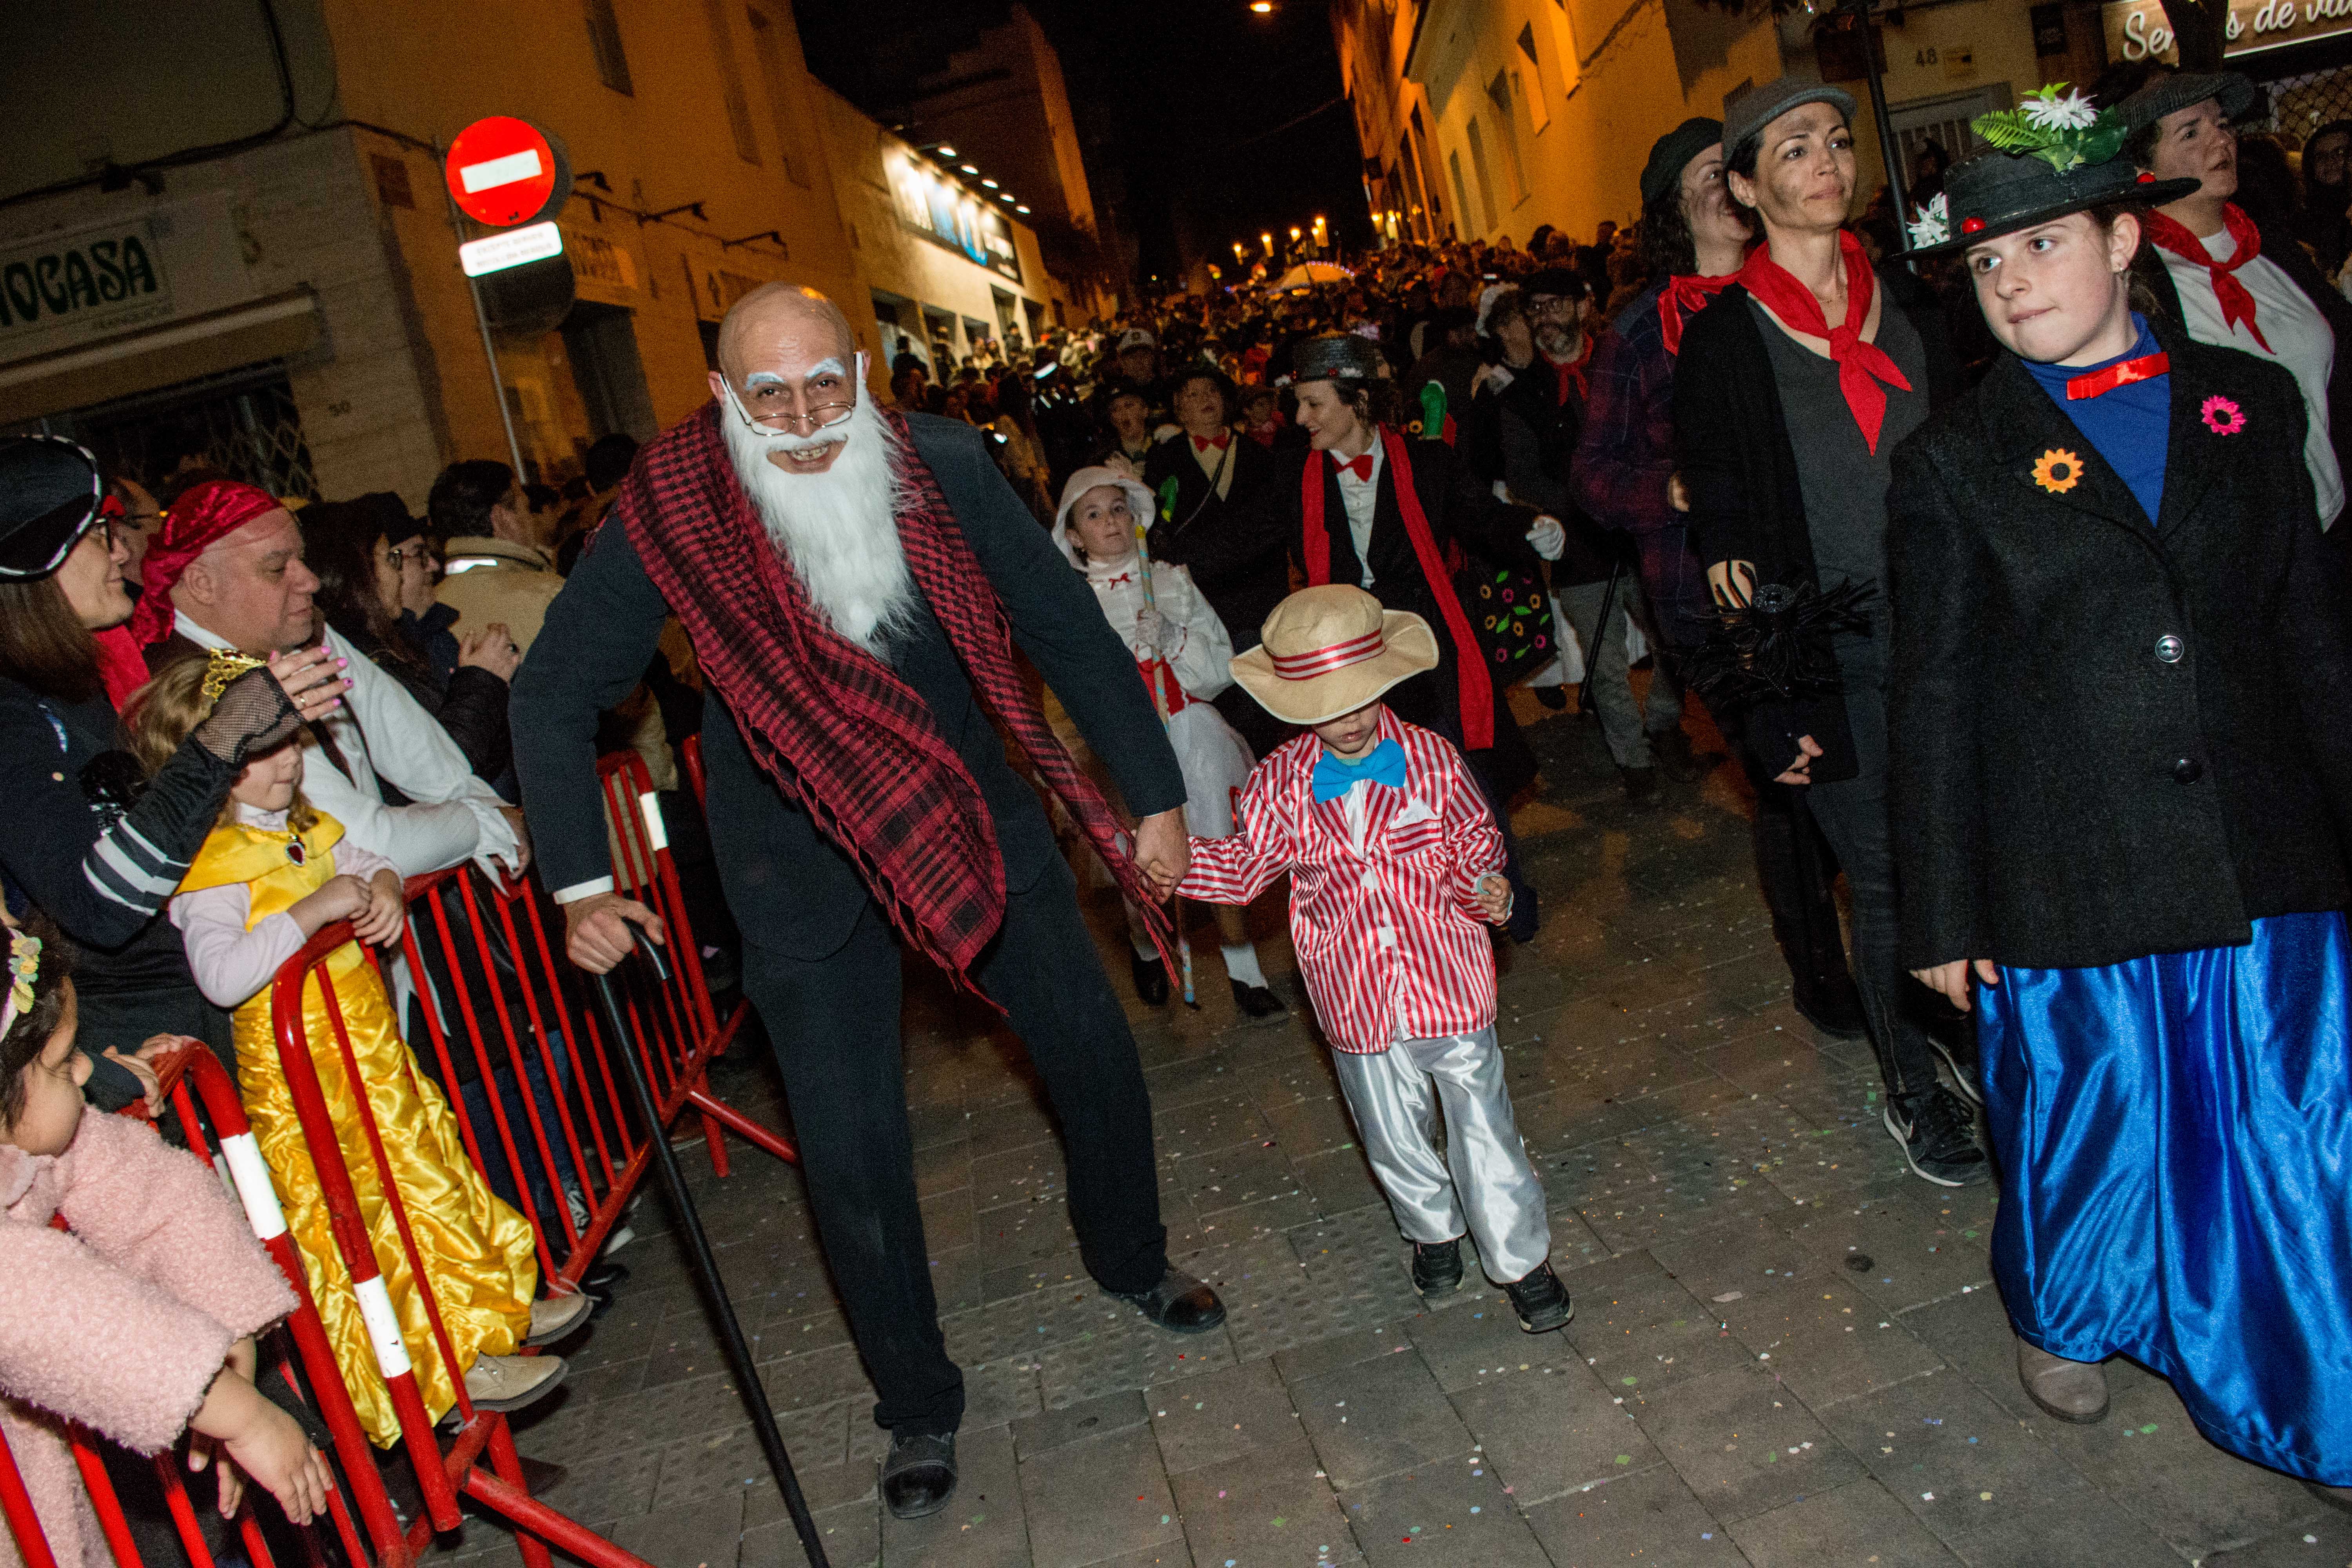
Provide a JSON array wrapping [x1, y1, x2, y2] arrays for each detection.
[[1261, 230, 1274, 256]]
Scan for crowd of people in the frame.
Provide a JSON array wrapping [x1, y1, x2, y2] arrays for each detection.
[[2, 52, 2349, 1549]]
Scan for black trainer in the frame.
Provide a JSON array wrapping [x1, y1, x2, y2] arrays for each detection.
[[1231, 979, 1289, 1021], [1504, 1261, 1574, 1332], [1884, 1085, 1991, 1187], [1109, 1268, 1225, 1333], [1410, 1238, 1465, 1298], [882, 1432, 957, 1519]]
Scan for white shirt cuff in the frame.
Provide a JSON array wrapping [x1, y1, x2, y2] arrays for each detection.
[[553, 877, 615, 904]]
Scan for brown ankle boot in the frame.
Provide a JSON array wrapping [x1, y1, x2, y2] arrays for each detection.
[[2017, 1339, 2108, 1423]]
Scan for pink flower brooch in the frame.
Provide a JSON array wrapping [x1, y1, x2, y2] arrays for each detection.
[[2201, 395, 2245, 436]]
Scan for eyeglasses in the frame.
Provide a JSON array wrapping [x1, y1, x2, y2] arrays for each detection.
[[388, 546, 418, 569], [726, 377, 857, 434]]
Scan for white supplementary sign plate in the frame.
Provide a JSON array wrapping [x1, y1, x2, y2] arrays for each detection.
[[459, 221, 564, 277]]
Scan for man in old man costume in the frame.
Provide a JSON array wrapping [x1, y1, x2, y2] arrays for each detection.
[[512, 285, 1221, 1519]]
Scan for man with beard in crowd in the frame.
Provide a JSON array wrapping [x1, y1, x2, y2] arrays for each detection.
[[510, 284, 1223, 1521]]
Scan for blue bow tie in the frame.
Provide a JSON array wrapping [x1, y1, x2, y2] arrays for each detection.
[[1312, 739, 1408, 802]]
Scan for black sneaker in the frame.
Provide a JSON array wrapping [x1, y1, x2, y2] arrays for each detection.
[[1410, 1238, 1465, 1298], [1929, 1036, 1984, 1106], [1231, 979, 1289, 1022], [1109, 1268, 1226, 1333], [1884, 1085, 1991, 1187], [882, 1432, 957, 1519], [1504, 1261, 1573, 1332]]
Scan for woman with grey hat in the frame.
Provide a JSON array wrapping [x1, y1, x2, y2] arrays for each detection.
[[1673, 73, 1982, 1188], [0, 437, 346, 1109], [1191, 331, 1570, 940], [2120, 69, 2352, 529], [1886, 95, 2352, 1479]]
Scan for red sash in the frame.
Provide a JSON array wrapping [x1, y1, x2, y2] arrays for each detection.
[[1300, 427, 1495, 750]]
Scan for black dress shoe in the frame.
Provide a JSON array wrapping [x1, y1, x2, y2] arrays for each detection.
[[882, 1431, 958, 1519], [1504, 1261, 1574, 1332], [1619, 765, 1660, 803], [1533, 685, 1568, 710], [1231, 979, 1288, 1021], [1109, 1269, 1226, 1333], [1131, 949, 1170, 1006], [1410, 1238, 1465, 1297]]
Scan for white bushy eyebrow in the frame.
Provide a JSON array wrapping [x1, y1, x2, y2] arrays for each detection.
[[806, 357, 847, 380], [743, 370, 788, 387]]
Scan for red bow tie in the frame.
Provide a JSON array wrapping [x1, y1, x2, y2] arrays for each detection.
[[2066, 351, 2170, 400], [1336, 453, 1376, 481], [1192, 432, 1230, 452]]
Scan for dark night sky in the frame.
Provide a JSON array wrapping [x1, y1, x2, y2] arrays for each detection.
[[797, 0, 1371, 287]]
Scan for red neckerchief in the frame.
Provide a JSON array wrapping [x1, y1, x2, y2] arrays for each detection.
[[2141, 203, 2272, 353], [1548, 337, 1593, 406], [2066, 352, 2171, 400], [1298, 428, 1495, 750], [1735, 230, 1914, 454], [1191, 431, 1230, 452], [614, 405, 1174, 1000], [1659, 272, 1737, 357]]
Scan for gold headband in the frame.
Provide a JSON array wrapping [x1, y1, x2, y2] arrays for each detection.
[[200, 648, 268, 705]]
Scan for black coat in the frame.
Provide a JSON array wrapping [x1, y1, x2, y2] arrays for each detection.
[[1464, 357, 1625, 586], [1673, 268, 1961, 779], [1885, 327, 2352, 971], [1143, 428, 1283, 645], [513, 414, 1185, 962]]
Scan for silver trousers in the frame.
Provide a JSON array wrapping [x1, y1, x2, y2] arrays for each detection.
[[1328, 1026, 1552, 1283]]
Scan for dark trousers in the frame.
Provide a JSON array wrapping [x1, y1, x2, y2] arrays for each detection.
[[742, 855, 1169, 1437], [1795, 656, 1940, 1098]]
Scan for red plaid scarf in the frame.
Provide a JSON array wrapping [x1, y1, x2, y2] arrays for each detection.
[[614, 405, 1173, 998]]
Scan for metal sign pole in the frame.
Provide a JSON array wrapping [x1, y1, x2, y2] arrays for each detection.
[[1849, 0, 1913, 240], [587, 940, 831, 1568], [438, 142, 529, 479]]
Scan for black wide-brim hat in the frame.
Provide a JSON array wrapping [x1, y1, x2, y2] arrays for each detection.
[[1292, 331, 1385, 385], [2117, 71, 2260, 137], [1905, 145, 2200, 256], [0, 435, 105, 581]]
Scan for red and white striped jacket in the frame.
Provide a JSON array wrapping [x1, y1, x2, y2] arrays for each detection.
[[1179, 709, 1504, 1053]]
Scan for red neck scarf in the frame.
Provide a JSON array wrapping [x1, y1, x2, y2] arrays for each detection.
[[1547, 338, 1592, 407], [2142, 203, 2272, 354], [614, 405, 1173, 1000], [1735, 230, 1913, 454], [1299, 427, 1494, 750], [1658, 272, 1737, 357]]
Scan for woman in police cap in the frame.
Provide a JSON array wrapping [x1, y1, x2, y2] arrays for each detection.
[[1196, 332, 1570, 939], [1889, 93, 2352, 1479], [0, 437, 345, 1105]]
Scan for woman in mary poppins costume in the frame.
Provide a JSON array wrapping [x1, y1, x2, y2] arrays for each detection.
[[1888, 89, 2352, 1482], [1190, 332, 1571, 940]]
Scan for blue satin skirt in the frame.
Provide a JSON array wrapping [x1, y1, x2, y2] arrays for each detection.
[[1978, 911, 2352, 1482]]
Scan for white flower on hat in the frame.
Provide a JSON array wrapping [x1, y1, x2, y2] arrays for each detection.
[[1907, 192, 1951, 250], [2020, 87, 2098, 132]]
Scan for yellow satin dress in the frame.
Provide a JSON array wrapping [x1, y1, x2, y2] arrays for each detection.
[[181, 811, 537, 1446]]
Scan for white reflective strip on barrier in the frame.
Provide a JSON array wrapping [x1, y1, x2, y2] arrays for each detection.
[[353, 1275, 414, 1379], [220, 1132, 290, 1241], [638, 791, 668, 853]]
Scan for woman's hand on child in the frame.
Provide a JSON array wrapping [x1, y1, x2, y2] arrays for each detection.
[[1475, 873, 1514, 926], [1910, 959, 1999, 1012], [350, 870, 406, 948], [263, 644, 350, 724]]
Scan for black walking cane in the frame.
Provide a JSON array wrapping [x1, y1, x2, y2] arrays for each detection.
[[1578, 555, 1626, 720], [587, 935, 831, 1568]]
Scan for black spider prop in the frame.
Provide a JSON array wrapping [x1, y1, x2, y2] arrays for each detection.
[[1681, 579, 1878, 705]]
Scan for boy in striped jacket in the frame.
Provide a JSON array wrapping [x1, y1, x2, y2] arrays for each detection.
[[1172, 585, 1572, 1331]]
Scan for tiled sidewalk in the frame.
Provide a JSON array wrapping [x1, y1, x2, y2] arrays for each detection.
[[442, 693, 2345, 1568]]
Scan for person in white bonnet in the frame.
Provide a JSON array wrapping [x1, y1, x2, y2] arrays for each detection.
[[1052, 466, 1286, 1020]]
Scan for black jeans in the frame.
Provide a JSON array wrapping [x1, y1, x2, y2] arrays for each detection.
[[1795, 653, 1941, 1099], [742, 855, 1169, 1437]]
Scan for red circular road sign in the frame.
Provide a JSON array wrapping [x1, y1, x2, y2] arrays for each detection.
[[445, 117, 568, 227]]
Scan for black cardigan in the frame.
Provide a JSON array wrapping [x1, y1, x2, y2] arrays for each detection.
[[1885, 325, 2352, 971], [1673, 267, 1961, 779]]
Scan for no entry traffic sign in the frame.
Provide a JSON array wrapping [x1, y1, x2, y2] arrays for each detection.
[[445, 117, 570, 227]]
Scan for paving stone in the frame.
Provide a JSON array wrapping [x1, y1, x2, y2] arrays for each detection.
[[606, 1490, 744, 1568], [646, 1405, 852, 1510], [1632, 1363, 1866, 1523], [1011, 1387, 1151, 1459], [1729, 1477, 1968, 1566], [1402, 1289, 1563, 1391], [1813, 1365, 2088, 1531], [1292, 1349, 1475, 1490], [737, 1501, 879, 1568], [1270, 1321, 1418, 1384], [1015, 1420, 1181, 1568], [1146, 1357, 1310, 1474], [1713, 1276, 1948, 1410], [1521, 1463, 1749, 1567], [1561, 1265, 1752, 1408], [752, 1341, 878, 1414], [1169, 1449, 1349, 1564], [1451, 1357, 1664, 1505], [1340, 1461, 1549, 1568], [1933, 1488, 2185, 1566], [2203, 1506, 2352, 1565], [882, 1423, 1031, 1568], [1035, 1315, 1236, 1410], [1775, 1187, 1997, 1313]]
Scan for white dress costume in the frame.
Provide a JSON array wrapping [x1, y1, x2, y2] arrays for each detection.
[[1051, 472, 1255, 838]]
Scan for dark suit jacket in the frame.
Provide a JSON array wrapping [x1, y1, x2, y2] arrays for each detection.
[[1886, 327, 2352, 971], [512, 414, 1186, 962], [1143, 429, 1282, 646]]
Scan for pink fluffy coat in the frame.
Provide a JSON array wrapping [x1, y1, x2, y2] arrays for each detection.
[[0, 1111, 295, 1568]]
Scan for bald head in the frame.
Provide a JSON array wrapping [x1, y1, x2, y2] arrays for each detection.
[[715, 283, 856, 384], [708, 284, 868, 475]]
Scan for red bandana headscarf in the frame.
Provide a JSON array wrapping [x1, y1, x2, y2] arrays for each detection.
[[2141, 202, 2271, 354], [1735, 230, 1913, 454], [127, 479, 281, 646]]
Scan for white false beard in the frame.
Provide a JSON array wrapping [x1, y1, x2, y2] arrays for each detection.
[[720, 392, 921, 656]]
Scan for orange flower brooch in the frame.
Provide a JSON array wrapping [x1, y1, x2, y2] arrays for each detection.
[[2031, 448, 2084, 494]]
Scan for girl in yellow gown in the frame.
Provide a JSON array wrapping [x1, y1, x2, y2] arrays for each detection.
[[127, 652, 586, 1445]]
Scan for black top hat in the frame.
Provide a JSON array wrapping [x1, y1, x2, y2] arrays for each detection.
[[0, 436, 105, 581], [1905, 87, 2200, 256], [2117, 71, 2260, 138], [1292, 332, 1385, 385]]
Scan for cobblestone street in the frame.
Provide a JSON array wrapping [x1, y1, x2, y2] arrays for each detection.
[[448, 690, 2345, 1568]]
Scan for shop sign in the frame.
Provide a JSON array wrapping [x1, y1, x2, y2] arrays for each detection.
[[0, 214, 175, 359], [564, 229, 639, 297], [2103, 0, 2352, 62], [889, 156, 1023, 284]]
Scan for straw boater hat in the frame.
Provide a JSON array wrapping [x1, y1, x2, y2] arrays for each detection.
[[1230, 584, 1437, 726]]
